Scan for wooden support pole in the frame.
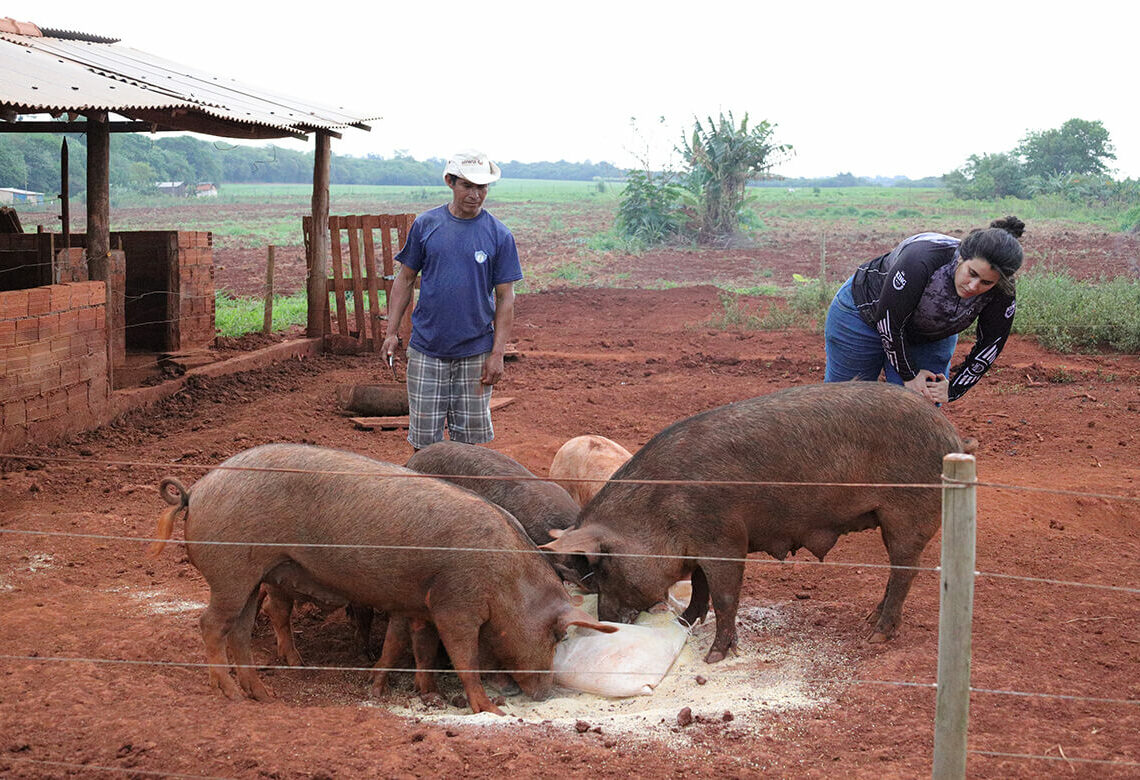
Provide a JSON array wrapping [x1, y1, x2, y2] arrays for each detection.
[[60, 138, 70, 253], [85, 112, 113, 387], [263, 245, 275, 334], [307, 131, 331, 338], [933, 453, 977, 780], [85, 112, 110, 280]]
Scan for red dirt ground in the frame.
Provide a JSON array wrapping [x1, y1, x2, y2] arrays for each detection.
[[2, 223, 1139, 778]]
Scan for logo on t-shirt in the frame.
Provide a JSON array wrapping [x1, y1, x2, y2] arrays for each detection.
[[892, 270, 907, 290], [1005, 301, 1016, 318], [474, 250, 488, 265]]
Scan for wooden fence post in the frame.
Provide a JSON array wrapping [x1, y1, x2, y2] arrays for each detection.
[[933, 453, 978, 780], [263, 245, 275, 334]]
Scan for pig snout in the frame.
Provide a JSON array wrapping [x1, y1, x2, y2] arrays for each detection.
[[596, 595, 639, 625], [513, 671, 555, 701]]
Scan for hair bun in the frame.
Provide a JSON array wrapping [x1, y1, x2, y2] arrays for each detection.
[[991, 215, 1025, 239]]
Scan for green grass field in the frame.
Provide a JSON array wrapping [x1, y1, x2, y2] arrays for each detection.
[[26, 179, 1140, 350]]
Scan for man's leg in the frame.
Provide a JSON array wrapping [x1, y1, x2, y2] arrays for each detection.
[[824, 280, 887, 382], [445, 352, 494, 445], [405, 347, 449, 449]]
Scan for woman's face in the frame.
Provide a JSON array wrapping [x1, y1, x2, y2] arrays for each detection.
[[954, 257, 1001, 298]]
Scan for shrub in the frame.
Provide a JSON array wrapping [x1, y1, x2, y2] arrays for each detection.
[[1013, 272, 1140, 352]]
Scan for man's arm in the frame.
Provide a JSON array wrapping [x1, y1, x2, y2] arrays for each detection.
[[481, 281, 516, 385], [381, 264, 418, 358]]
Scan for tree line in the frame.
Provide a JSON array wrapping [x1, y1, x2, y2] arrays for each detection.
[[943, 118, 1137, 205], [0, 132, 627, 195]]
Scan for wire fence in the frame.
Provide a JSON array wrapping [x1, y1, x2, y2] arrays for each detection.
[[1, 376, 1138, 771]]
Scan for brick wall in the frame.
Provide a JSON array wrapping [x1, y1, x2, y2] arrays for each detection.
[[0, 282, 109, 451], [173, 231, 215, 350]]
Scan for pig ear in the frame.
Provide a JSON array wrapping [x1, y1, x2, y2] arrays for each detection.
[[559, 607, 619, 635], [539, 526, 602, 557], [547, 528, 566, 540]]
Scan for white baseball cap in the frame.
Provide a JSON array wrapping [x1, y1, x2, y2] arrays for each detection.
[[443, 150, 501, 185]]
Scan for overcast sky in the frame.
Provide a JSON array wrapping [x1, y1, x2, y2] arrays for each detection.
[[10, 0, 1138, 179]]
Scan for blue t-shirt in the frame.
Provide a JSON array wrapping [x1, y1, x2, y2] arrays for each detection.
[[396, 205, 523, 359]]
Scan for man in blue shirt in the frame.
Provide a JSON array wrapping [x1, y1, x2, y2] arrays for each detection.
[[382, 150, 523, 450]]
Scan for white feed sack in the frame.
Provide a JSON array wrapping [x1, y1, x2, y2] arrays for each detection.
[[553, 581, 692, 698]]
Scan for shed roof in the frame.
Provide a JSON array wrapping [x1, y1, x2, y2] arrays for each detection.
[[0, 18, 377, 139]]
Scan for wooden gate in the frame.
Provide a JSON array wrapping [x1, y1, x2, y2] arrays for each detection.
[[302, 213, 416, 351]]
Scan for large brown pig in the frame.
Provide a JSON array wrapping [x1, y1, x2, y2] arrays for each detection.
[[379, 441, 587, 695], [549, 435, 633, 508], [542, 382, 968, 663], [150, 444, 612, 714]]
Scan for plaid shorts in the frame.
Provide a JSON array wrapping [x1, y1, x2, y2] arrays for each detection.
[[406, 346, 494, 449]]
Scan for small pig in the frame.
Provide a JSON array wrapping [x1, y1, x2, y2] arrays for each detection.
[[542, 382, 968, 663], [549, 435, 633, 508], [150, 443, 612, 714]]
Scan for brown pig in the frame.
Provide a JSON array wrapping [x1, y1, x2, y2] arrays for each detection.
[[405, 441, 580, 547], [381, 441, 588, 696], [549, 435, 633, 508], [150, 443, 613, 714], [542, 382, 968, 663]]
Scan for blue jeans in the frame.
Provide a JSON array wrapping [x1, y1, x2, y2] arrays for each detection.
[[824, 278, 956, 385]]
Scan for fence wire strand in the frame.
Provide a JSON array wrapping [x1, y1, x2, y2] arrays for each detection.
[[4, 451, 1140, 505], [3, 524, 1136, 595], [968, 749, 1140, 769], [2, 653, 1136, 707]]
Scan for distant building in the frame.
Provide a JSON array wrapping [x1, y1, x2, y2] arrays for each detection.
[[0, 187, 44, 205], [195, 182, 218, 198], [155, 181, 188, 196]]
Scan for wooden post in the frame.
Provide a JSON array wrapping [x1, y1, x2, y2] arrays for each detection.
[[307, 131, 331, 339], [85, 112, 110, 280], [85, 111, 113, 387], [60, 138, 70, 253], [933, 453, 977, 780], [263, 245, 275, 334]]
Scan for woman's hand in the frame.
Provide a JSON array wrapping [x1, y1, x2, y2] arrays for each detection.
[[904, 371, 948, 404]]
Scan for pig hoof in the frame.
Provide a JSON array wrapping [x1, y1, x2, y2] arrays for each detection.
[[413, 672, 439, 696], [867, 631, 891, 644], [419, 692, 446, 709], [283, 650, 302, 666], [472, 701, 505, 716], [704, 648, 727, 664], [209, 673, 244, 701], [248, 683, 274, 702]]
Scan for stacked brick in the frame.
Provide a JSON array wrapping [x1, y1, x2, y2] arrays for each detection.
[[1, 282, 108, 451], [173, 231, 215, 350]]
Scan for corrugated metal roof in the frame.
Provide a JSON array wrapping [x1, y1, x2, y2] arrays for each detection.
[[0, 29, 378, 136]]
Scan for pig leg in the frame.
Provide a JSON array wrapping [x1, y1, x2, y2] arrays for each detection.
[[199, 588, 258, 700], [679, 566, 710, 627], [346, 604, 377, 662], [431, 610, 503, 715], [226, 593, 274, 701], [410, 619, 441, 696], [370, 617, 411, 696], [260, 584, 303, 666], [866, 519, 929, 643], [699, 558, 745, 663]]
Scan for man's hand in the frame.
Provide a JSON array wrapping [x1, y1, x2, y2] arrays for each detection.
[[381, 334, 400, 359], [481, 352, 505, 385]]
